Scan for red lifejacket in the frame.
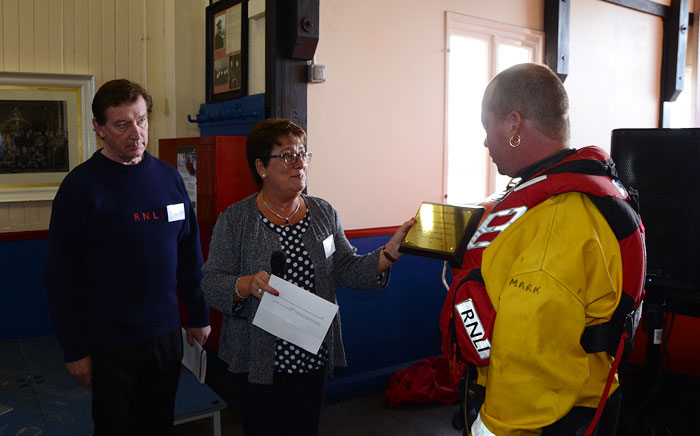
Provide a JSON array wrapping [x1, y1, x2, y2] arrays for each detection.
[[440, 146, 646, 368]]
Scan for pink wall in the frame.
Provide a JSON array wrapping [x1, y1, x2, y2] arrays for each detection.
[[566, 0, 663, 151], [308, 0, 662, 230], [308, 1, 447, 230]]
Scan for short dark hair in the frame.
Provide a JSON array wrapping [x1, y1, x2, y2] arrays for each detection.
[[246, 118, 307, 185], [92, 79, 153, 125]]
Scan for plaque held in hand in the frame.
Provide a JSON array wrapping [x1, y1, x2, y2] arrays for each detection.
[[399, 202, 485, 268]]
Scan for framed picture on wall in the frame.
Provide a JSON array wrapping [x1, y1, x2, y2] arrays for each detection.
[[0, 72, 96, 202], [206, 0, 248, 103]]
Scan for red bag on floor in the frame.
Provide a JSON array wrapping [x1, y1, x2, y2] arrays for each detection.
[[385, 355, 459, 407]]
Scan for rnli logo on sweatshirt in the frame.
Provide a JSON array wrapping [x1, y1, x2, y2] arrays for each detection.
[[455, 299, 491, 360], [133, 209, 166, 222], [132, 203, 185, 222]]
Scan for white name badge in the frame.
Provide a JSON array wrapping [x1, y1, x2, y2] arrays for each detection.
[[167, 203, 185, 222], [323, 235, 336, 258]]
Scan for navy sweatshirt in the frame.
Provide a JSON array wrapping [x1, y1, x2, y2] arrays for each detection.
[[45, 150, 210, 362]]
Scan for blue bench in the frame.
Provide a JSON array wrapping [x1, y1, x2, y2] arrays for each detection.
[[174, 361, 227, 436], [0, 336, 227, 435]]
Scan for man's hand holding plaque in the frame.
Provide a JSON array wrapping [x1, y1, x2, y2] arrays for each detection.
[[398, 202, 485, 268]]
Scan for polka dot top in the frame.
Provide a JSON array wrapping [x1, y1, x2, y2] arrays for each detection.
[[262, 211, 329, 374]]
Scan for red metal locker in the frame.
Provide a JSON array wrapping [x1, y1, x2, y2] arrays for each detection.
[[160, 135, 258, 351]]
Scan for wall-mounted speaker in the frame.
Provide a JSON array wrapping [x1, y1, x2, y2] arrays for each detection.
[[288, 0, 319, 60]]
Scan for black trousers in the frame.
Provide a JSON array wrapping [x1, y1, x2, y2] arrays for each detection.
[[461, 365, 622, 436], [233, 366, 328, 436], [541, 388, 622, 436], [90, 329, 183, 436]]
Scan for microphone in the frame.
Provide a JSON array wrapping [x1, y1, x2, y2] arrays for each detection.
[[270, 251, 287, 278]]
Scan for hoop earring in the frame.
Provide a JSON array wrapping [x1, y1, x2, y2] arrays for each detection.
[[509, 134, 521, 148]]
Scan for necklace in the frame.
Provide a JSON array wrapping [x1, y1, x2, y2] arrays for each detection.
[[261, 194, 300, 224]]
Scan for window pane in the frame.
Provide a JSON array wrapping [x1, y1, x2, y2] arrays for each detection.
[[492, 43, 533, 193], [446, 34, 490, 204], [444, 13, 544, 204], [669, 65, 695, 128], [497, 43, 532, 72]]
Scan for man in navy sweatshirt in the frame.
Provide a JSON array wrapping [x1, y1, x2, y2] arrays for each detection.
[[45, 79, 211, 436]]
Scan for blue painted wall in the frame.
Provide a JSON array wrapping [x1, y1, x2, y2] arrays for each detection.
[[0, 238, 52, 340], [328, 234, 451, 399]]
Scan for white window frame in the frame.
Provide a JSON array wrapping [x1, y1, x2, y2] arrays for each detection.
[[444, 13, 545, 202]]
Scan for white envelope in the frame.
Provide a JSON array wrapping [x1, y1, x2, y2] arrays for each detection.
[[181, 327, 207, 383], [252, 275, 339, 355]]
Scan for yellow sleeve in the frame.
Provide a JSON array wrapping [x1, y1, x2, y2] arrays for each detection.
[[476, 193, 623, 436]]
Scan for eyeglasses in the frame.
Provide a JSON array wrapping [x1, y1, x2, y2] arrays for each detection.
[[268, 151, 313, 165]]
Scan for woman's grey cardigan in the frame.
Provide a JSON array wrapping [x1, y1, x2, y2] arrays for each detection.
[[202, 193, 389, 384]]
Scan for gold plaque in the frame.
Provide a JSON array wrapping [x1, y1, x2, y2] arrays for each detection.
[[399, 202, 485, 267]]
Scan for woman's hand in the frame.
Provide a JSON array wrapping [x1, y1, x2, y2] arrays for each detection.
[[378, 217, 416, 273], [236, 271, 280, 300], [387, 217, 416, 256]]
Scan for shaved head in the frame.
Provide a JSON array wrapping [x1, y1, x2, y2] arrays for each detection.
[[484, 63, 570, 142]]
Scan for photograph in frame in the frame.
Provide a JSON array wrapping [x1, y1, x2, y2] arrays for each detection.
[[205, 0, 248, 103], [0, 101, 70, 174], [0, 72, 96, 202]]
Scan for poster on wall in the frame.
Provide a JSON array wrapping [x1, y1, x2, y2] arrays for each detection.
[[206, 0, 248, 103]]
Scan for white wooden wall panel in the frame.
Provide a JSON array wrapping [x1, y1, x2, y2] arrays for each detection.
[[63, 0, 75, 74], [0, 0, 210, 232], [22, 202, 40, 227], [114, 1, 128, 79], [2, 0, 19, 71], [34, 0, 49, 73], [147, 0, 165, 156], [102, 0, 116, 80], [0, 2, 3, 71], [0, 203, 6, 230], [8, 203, 24, 228], [163, 0, 176, 136], [128, 0, 143, 84], [249, 15, 265, 95], [18, 2, 34, 71], [0, 1, 3, 71], [48, 0, 63, 73], [88, 0, 103, 84], [74, 0, 89, 74]]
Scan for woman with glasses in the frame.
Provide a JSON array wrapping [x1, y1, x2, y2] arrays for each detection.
[[202, 118, 414, 436]]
